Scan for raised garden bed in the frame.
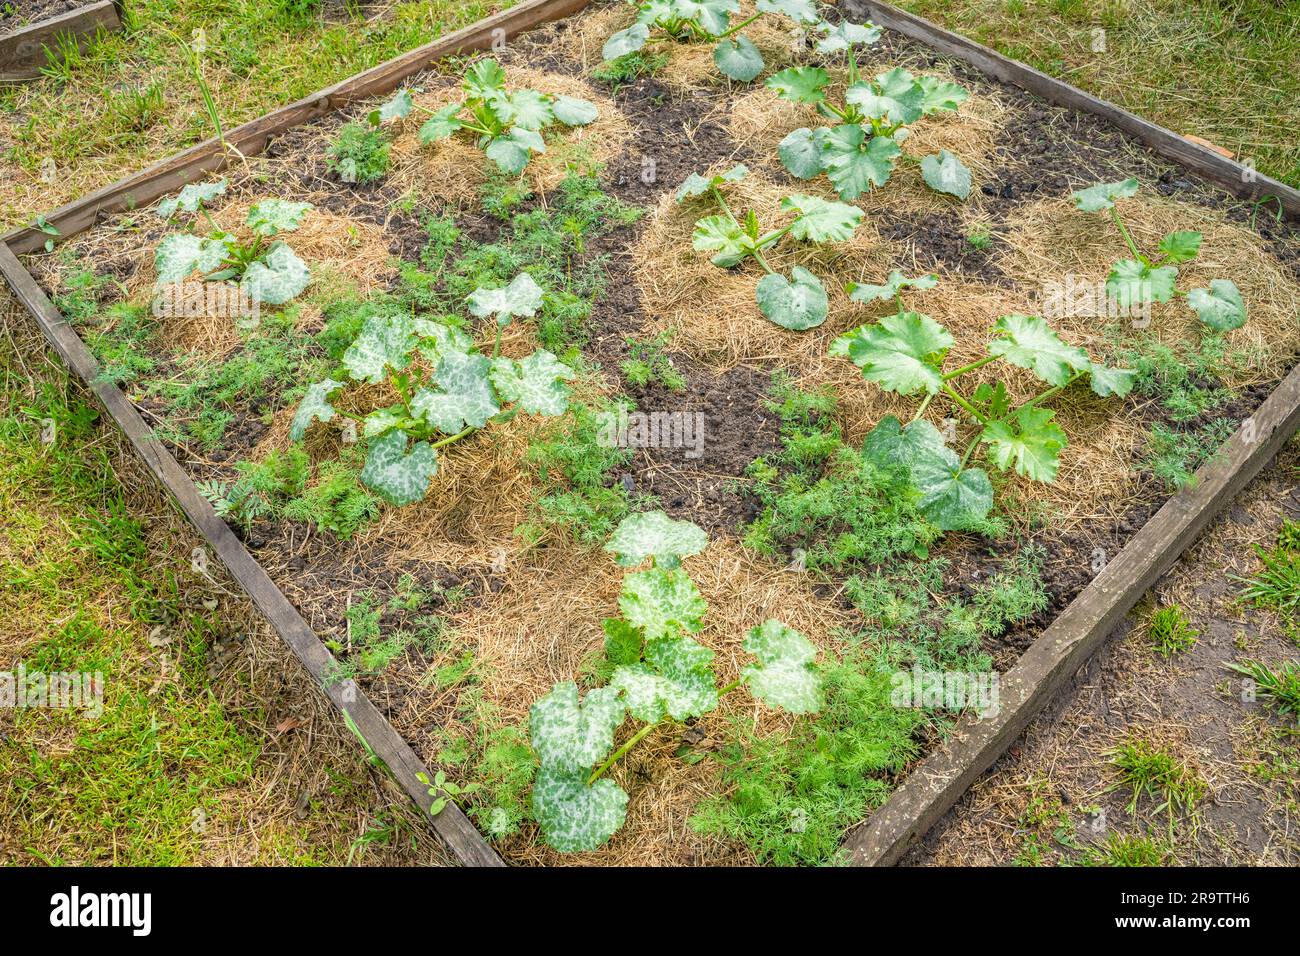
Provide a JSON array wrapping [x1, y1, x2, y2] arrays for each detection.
[[0, 0, 121, 82], [5, 0, 1300, 866]]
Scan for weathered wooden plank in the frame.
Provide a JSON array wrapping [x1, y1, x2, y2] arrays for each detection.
[[848, 0, 1300, 218], [2, 0, 593, 253], [0, 1, 122, 82], [846, 361, 1300, 865], [0, 242, 505, 867]]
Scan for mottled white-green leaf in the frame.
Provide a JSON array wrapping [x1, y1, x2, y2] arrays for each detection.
[[240, 242, 310, 305], [741, 619, 821, 714], [765, 66, 829, 103], [484, 126, 545, 174], [156, 179, 227, 218], [290, 378, 345, 441], [920, 149, 971, 200], [821, 124, 901, 199], [1071, 177, 1139, 212], [829, 310, 953, 395], [1158, 230, 1202, 264], [411, 349, 499, 432], [343, 313, 416, 384], [1088, 364, 1137, 398], [360, 430, 437, 505], [498, 88, 553, 130], [467, 272, 545, 324], [1186, 279, 1247, 331], [988, 313, 1091, 386], [612, 642, 717, 722], [756, 0, 819, 24], [362, 406, 405, 438], [847, 269, 938, 304], [916, 75, 969, 114], [814, 19, 882, 54], [777, 127, 828, 180], [463, 58, 506, 98], [782, 193, 863, 243], [376, 88, 414, 124], [413, 317, 474, 363], [1106, 259, 1178, 309], [529, 682, 626, 774], [981, 406, 1066, 482], [602, 22, 651, 60], [154, 233, 231, 285], [418, 103, 465, 143], [676, 163, 748, 202], [531, 766, 628, 853], [246, 199, 312, 237], [692, 214, 750, 267], [756, 266, 829, 330], [552, 94, 599, 126], [619, 567, 708, 640], [714, 35, 764, 82], [605, 510, 708, 569], [489, 349, 574, 416]]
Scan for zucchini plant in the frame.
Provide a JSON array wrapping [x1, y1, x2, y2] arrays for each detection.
[[602, 0, 834, 82], [153, 180, 312, 306], [373, 60, 599, 176], [831, 274, 1136, 529], [767, 31, 972, 200], [528, 511, 822, 852], [291, 273, 578, 506], [677, 163, 863, 329], [1072, 179, 1247, 331]]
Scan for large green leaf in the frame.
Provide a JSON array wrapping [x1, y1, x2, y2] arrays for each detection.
[[156, 179, 227, 218], [532, 767, 628, 853], [782, 194, 863, 242], [373, 88, 414, 124], [529, 682, 625, 774], [765, 66, 830, 104], [678, 0, 737, 35], [714, 35, 764, 82], [920, 150, 972, 200], [756, 0, 819, 24], [863, 416, 992, 529], [619, 567, 708, 640], [467, 272, 544, 324], [463, 59, 506, 99], [411, 349, 500, 432], [675, 164, 748, 203], [916, 75, 969, 114], [846, 71, 923, 127], [777, 127, 829, 179], [1186, 279, 1247, 331], [741, 619, 821, 713], [343, 313, 416, 384], [821, 124, 901, 199], [240, 242, 310, 305], [1088, 364, 1137, 398], [290, 378, 345, 441], [484, 127, 545, 174], [246, 199, 312, 237], [359, 430, 437, 505], [980, 406, 1067, 482], [602, 23, 651, 60], [988, 313, 1091, 386], [552, 95, 599, 126], [756, 266, 829, 330], [605, 510, 708, 569], [1106, 259, 1178, 308], [612, 655, 716, 723], [1071, 178, 1139, 212], [692, 214, 750, 267], [154, 233, 232, 285], [418, 103, 465, 143], [814, 20, 882, 55], [498, 89, 554, 131], [1158, 230, 1202, 263], [489, 349, 574, 416], [829, 310, 953, 395], [847, 269, 938, 304]]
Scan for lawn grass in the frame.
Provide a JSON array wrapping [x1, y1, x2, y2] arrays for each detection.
[[893, 0, 1300, 188], [0, 0, 509, 228]]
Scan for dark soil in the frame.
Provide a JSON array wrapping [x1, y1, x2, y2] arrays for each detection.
[[0, 0, 82, 34]]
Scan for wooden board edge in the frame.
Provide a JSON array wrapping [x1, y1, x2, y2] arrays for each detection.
[[0, 242, 505, 867], [1, 0, 592, 252], [845, 360, 1300, 866], [0, 1, 122, 83], [850, 0, 1300, 218]]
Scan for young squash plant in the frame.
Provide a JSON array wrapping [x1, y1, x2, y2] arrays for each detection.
[[677, 163, 863, 329], [153, 180, 312, 306], [528, 510, 823, 852], [831, 274, 1136, 529], [1072, 179, 1247, 331], [373, 60, 599, 176], [766, 28, 973, 201], [291, 273, 578, 506], [602, 0, 832, 83]]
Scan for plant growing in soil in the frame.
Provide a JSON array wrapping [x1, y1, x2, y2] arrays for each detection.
[[831, 274, 1136, 528], [602, 0, 830, 83], [374, 61, 599, 175], [527, 511, 823, 851], [677, 163, 863, 329], [1072, 178, 1247, 331], [291, 273, 578, 506], [153, 179, 313, 306], [326, 121, 392, 184], [766, 43, 973, 200]]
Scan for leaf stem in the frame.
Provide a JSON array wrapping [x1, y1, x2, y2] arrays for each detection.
[[588, 722, 658, 785], [716, 12, 762, 39], [1109, 207, 1147, 265], [942, 382, 988, 425], [430, 426, 476, 450], [941, 354, 998, 381], [910, 392, 935, 423]]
